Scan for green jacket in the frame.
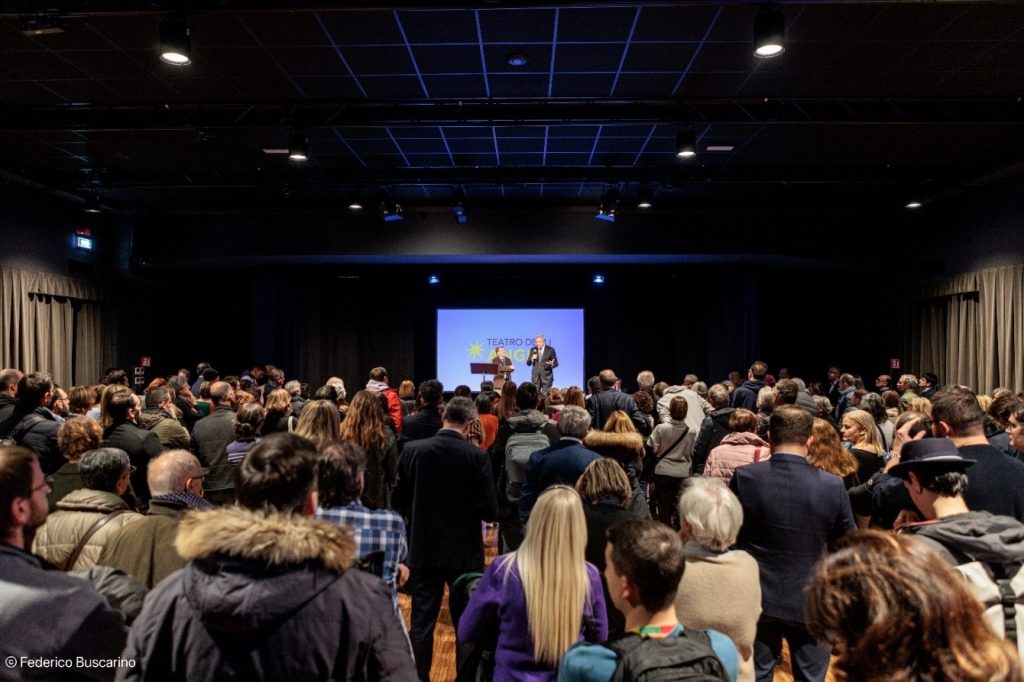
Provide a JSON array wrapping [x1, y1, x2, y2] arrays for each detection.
[[97, 498, 189, 588]]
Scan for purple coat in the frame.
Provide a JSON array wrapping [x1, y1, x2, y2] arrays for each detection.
[[457, 555, 608, 682]]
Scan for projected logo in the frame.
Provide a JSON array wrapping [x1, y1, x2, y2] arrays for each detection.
[[464, 338, 549, 362]]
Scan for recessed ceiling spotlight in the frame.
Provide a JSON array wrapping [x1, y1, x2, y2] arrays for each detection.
[[905, 201, 923, 209], [288, 131, 308, 162], [592, 274, 606, 285], [636, 188, 653, 209], [706, 145, 735, 152], [347, 190, 363, 210], [159, 14, 191, 66], [506, 52, 528, 67], [595, 188, 621, 223], [676, 126, 697, 159], [753, 5, 785, 59], [428, 274, 441, 285]]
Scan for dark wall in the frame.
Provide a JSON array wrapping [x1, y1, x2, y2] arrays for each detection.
[[125, 262, 898, 394], [0, 183, 124, 280], [905, 175, 1024, 278]]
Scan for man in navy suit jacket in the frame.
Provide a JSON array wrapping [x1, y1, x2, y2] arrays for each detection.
[[519, 405, 599, 522], [730, 405, 856, 682], [393, 396, 498, 681]]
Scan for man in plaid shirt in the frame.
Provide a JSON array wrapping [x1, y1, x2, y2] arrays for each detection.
[[316, 440, 409, 615]]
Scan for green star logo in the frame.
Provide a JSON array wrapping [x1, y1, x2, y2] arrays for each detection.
[[467, 342, 484, 358]]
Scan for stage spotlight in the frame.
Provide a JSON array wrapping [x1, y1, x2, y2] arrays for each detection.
[[595, 188, 620, 223], [636, 187, 653, 209], [452, 187, 467, 224], [288, 131, 308, 162], [676, 126, 696, 159], [83, 191, 102, 214], [753, 5, 785, 58], [592, 274, 605, 285], [159, 15, 191, 66], [379, 193, 403, 222], [905, 201, 923, 209], [347, 190, 363, 210], [428, 274, 440, 285]]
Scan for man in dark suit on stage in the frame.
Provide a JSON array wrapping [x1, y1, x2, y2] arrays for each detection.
[[730, 405, 856, 682], [527, 334, 558, 392], [393, 396, 498, 681]]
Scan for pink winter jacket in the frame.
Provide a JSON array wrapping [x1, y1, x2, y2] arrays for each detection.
[[704, 432, 770, 486]]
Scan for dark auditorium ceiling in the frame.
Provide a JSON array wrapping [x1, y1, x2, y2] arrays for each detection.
[[0, 0, 1022, 214]]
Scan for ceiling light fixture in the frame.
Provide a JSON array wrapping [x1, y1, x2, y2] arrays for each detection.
[[379, 192, 403, 222], [428, 274, 440, 285], [288, 131, 308, 162], [452, 187, 468, 224], [595, 188, 621, 223], [637, 187, 653, 209], [347, 190, 363, 210], [592, 274, 606, 285], [83, 191, 102, 214], [19, 15, 65, 36], [753, 5, 785, 59], [676, 126, 697, 159], [905, 201, 923, 209], [159, 15, 191, 66], [506, 52, 528, 67]]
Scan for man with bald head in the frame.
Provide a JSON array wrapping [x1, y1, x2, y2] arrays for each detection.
[[191, 380, 237, 505], [98, 450, 210, 587]]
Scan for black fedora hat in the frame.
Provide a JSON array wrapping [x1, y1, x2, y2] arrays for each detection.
[[888, 438, 975, 479]]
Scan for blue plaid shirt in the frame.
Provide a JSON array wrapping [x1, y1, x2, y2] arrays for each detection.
[[316, 501, 407, 599]]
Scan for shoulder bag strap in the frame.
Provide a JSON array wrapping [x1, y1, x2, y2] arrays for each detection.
[[62, 509, 131, 571], [753, 446, 762, 463], [656, 428, 690, 461]]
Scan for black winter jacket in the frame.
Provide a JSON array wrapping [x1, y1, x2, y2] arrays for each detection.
[[118, 506, 417, 682]]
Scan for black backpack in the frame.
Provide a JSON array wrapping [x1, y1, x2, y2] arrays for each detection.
[[606, 629, 729, 682]]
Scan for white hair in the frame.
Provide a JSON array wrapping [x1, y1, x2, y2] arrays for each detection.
[[756, 385, 775, 411], [678, 477, 743, 552]]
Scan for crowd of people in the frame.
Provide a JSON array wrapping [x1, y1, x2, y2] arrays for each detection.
[[1, 359, 1024, 681]]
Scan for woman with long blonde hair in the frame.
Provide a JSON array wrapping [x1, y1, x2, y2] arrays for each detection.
[[841, 409, 884, 483], [457, 486, 607, 680], [293, 399, 340, 449], [339, 390, 397, 509]]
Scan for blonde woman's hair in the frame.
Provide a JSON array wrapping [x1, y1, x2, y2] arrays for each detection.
[[843, 409, 882, 455], [506, 485, 590, 666], [293, 399, 340, 449], [908, 397, 934, 417], [603, 410, 637, 434], [265, 388, 292, 414], [677, 477, 743, 552], [576, 457, 631, 506]]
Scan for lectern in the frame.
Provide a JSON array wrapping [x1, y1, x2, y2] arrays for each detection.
[[470, 362, 502, 382]]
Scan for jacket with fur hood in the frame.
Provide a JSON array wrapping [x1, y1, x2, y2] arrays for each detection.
[[705, 432, 771, 487], [118, 506, 417, 682], [33, 488, 143, 570], [584, 431, 651, 519]]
